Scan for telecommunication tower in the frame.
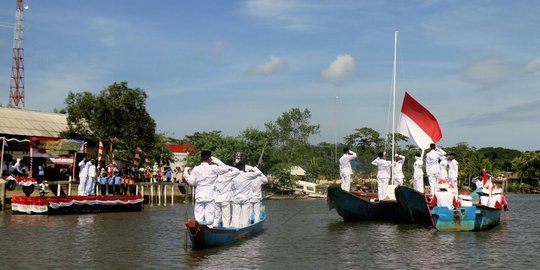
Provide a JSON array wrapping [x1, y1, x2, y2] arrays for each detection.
[[8, 0, 26, 108]]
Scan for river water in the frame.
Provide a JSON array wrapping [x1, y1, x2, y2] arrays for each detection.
[[0, 194, 537, 269]]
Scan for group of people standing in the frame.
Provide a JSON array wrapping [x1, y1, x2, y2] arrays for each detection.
[[338, 143, 460, 201], [78, 158, 124, 196], [183, 150, 268, 228]]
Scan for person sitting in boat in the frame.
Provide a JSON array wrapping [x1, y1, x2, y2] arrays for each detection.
[[413, 153, 424, 193], [183, 150, 231, 225], [392, 154, 405, 186], [371, 152, 391, 201], [250, 165, 268, 224], [339, 148, 357, 192], [429, 180, 458, 209], [212, 158, 240, 228], [425, 144, 446, 194], [458, 192, 473, 207], [231, 163, 262, 228]]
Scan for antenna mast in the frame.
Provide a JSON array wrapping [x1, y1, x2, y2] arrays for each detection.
[[8, 0, 26, 108]]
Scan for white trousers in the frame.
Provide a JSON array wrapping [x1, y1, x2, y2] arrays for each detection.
[[394, 177, 404, 186], [79, 177, 88, 195], [427, 173, 439, 194], [250, 201, 261, 223], [194, 200, 215, 224], [213, 201, 231, 227], [341, 174, 351, 192], [413, 175, 424, 193], [377, 177, 389, 200], [85, 177, 96, 196], [232, 199, 250, 228]]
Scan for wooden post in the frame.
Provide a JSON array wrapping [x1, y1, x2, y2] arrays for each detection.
[[68, 176, 72, 196], [171, 184, 174, 205], [163, 183, 167, 206], [0, 179, 5, 212], [150, 184, 154, 205]]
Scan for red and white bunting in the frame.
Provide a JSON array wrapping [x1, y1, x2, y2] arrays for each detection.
[[97, 140, 104, 165], [132, 145, 141, 172]]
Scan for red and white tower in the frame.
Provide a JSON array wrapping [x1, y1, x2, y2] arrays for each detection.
[[8, 0, 26, 108]]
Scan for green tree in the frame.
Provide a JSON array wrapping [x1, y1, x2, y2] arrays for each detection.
[[264, 108, 320, 164], [182, 130, 242, 166], [512, 151, 540, 179], [61, 81, 156, 159], [343, 127, 384, 163]]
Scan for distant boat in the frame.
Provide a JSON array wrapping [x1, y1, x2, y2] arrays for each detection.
[[430, 205, 501, 232], [185, 212, 266, 249], [394, 186, 432, 224], [327, 184, 414, 223]]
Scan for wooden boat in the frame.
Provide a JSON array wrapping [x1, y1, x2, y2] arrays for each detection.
[[394, 186, 432, 224], [185, 212, 266, 249], [11, 195, 144, 215], [430, 205, 501, 232], [326, 184, 412, 223]]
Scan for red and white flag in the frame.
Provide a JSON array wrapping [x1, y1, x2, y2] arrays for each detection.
[[397, 92, 442, 150], [97, 139, 104, 167], [132, 145, 141, 172]]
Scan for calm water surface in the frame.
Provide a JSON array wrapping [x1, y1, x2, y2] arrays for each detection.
[[0, 194, 537, 269]]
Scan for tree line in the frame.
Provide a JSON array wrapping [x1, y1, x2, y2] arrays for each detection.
[[61, 82, 540, 189]]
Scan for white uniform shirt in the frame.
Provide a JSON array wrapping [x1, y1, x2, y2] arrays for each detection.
[[232, 167, 262, 201], [250, 174, 269, 203], [339, 151, 357, 177], [78, 160, 88, 178], [393, 155, 405, 179], [87, 162, 97, 178], [435, 190, 455, 209], [215, 167, 240, 203], [448, 159, 459, 180], [371, 157, 391, 179], [413, 156, 424, 178], [439, 158, 448, 179], [184, 162, 230, 202], [426, 148, 446, 175]]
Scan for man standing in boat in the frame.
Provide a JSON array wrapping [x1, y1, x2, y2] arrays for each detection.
[[231, 163, 262, 228], [425, 143, 446, 194], [413, 153, 424, 193], [447, 153, 459, 196], [339, 148, 357, 191], [250, 166, 268, 224], [183, 150, 231, 225], [372, 151, 391, 200], [392, 154, 405, 186], [212, 158, 240, 228]]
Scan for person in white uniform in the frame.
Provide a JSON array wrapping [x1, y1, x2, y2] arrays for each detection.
[[250, 169, 268, 224], [231, 163, 262, 228], [372, 152, 391, 200], [413, 153, 424, 193], [78, 157, 88, 196], [85, 159, 97, 196], [439, 156, 448, 180], [392, 154, 405, 186], [447, 153, 459, 195], [339, 148, 357, 192], [183, 150, 231, 225], [428, 180, 457, 209], [212, 158, 240, 227], [425, 143, 446, 194]]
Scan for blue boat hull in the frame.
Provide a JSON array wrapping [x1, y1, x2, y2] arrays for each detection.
[[431, 206, 501, 232], [186, 213, 266, 249], [327, 185, 412, 223], [394, 186, 432, 224]]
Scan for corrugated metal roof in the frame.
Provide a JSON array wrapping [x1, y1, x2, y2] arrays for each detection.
[[0, 107, 68, 137]]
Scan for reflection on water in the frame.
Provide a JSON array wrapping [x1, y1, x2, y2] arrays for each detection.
[[0, 194, 538, 269]]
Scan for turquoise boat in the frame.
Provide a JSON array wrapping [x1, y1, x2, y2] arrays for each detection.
[[430, 205, 501, 232], [185, 212, 266, 249]]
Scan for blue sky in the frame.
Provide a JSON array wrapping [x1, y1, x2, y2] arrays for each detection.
[[0, 0, 539, 151]]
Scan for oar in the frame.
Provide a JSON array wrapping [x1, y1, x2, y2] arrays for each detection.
[[257, 142, 267, 166]]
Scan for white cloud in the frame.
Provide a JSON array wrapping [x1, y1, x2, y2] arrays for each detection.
[[246, 56, 287, 75], [239, 0, 323, 31], [525, 57, 540, 73], [321, 54, 355, 84], [464, 58, 519, 87]]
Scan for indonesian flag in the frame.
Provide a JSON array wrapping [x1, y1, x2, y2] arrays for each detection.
[[112, 151, 118, 169], [97, 140, 104, 166], [482, 169, 491, 188], [132, 145, 141, 172], [397, 92, 442, 150]]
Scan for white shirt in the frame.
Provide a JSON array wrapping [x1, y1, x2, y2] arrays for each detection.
[[339, 151, 357, 177], [78, 160, 88, 178], [232, 167, 262, 202], [448, 159, 459, 180], [413, 156, 424, 178], [87, 162, 97, 178], [184, 161, 230, 202], [426, 148, 446, 175], [372, 157, 391, 179], [393, 155, 405, 179], [435, 190, 455, 209], [215, 167, 240, 203], [250, 174, 269, 202], [439, 158, 448, 179]]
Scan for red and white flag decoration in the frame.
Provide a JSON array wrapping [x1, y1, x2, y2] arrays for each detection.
[[397, 92, 442, 150], [132, 145, 141, 172], [97, 139, 104, 167]]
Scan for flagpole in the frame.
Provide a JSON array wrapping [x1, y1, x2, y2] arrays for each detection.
[[391, 31, 398, 185], [0, 137, 5, 176]]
